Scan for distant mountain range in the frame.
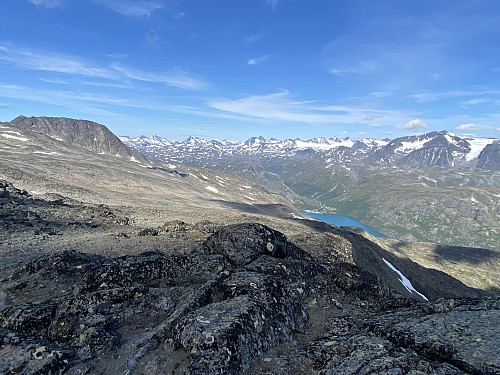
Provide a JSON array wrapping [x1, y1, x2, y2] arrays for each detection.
[[121, 131, 500, 249], [120, 131, 500, 170]]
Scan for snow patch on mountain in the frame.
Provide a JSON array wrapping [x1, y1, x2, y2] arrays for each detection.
[[395, 139, 430, 154], [205, 186, 219, 193], [465, 137, 498, 161], [382, 258, 428, 301], [2, 133, 29, 142], [33, 151, 60, 156]]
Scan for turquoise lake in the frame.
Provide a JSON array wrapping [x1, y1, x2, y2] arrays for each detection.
[[303, 211, 386, 237]]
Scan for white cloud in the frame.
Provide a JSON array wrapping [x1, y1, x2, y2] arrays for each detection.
[[92, 0, 162, 17], [173, 11, 186, 19], [364, 115, 383, 121], [0, 44, 208, 90], [0, 82, 192, 116], [111, 64, 208, 90], [329, 60, 376, 76], [0, 45, 111, 78], [208, 90, 408, 126], [370, 91, 392, 98], [456, 123, 492, 131], [460, 98, 489, 105], [248, 55, 270, 65], [413, 89, 500, 103], [29, 0, 64, 8], [396, 119, 428, 131]]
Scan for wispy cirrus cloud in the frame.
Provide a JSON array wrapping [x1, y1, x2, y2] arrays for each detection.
[[28, 0, 65, 8], [460, 98, 490, 106], [247, 55, 271, 65], [208, 90, 408, 125], [0, 45, 110, 77], [322, 33, 439, 79], [0, 44, 208, 90], [92, 0, 163, 17], [413, 89, 500, 103], [111, 64, 208, 90], [0, 82, 194, 117], [329, 61, 376, 76]]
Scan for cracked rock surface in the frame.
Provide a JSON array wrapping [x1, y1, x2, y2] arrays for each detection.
[[1, 223, 499, 374]]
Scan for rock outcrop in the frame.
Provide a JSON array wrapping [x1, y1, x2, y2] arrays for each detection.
[[1, 224, 499, 374]]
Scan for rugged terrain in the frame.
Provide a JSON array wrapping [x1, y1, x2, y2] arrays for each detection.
[[121, 131, 500, 249], [1, 116, 500, 374]]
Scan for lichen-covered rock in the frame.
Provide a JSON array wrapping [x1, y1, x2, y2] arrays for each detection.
[[364, 297, 500, 374], [203, 223, 311, 265], [173, 270, 307, 374], [1, 224, 499, 375]]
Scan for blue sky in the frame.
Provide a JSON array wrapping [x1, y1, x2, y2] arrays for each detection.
[[1, 0, 500, 141]]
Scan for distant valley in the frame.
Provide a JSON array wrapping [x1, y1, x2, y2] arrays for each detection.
[[121, 131, 500, 250]]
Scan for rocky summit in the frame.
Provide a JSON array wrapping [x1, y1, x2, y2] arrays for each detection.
[[1, 116, 500, 374]]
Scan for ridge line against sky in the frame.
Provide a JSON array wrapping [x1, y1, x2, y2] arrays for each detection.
[[1, 0, 500, 141]]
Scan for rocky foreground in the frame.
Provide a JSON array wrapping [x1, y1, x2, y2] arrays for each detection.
[[2, 219, 500, 374]]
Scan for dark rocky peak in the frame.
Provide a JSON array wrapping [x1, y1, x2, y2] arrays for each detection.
[[369, 131, 471, 167], [384, 131, 440, 151], [351, 140, 370, 150], [477, 142, 500, 170], [185, 136, 203, 144], [244, 136, 266, 147], [424, 131, 470, 150], [308, 137, 329, 144], [9, 115, 148, 163]]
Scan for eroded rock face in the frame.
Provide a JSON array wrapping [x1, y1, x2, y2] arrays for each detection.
[[1, 224, 499, 375]]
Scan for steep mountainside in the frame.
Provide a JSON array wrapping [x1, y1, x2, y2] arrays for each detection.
[[1, 116, 500, 374], [10, 115, 148, 163], [477, 143, 500, 171], [121, 131, 500, 249]]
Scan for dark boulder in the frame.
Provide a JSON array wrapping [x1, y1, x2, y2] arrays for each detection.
[[203, 223, 311, 265]]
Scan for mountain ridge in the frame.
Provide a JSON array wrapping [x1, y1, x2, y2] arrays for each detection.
[[120, 130, 499, 169]]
